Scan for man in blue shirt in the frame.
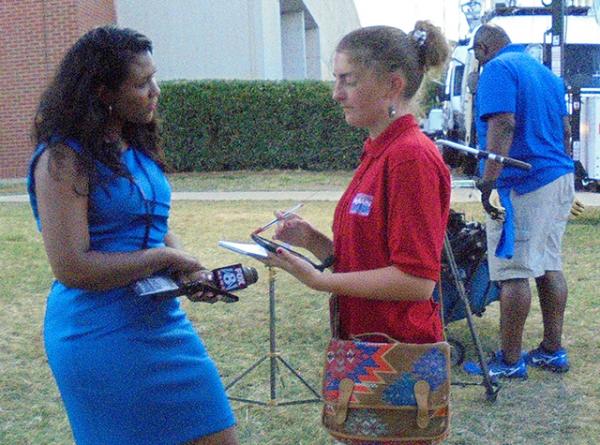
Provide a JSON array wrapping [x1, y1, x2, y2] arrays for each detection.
[[467, 24, 574, 379]]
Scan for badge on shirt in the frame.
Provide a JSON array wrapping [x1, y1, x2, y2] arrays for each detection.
[[349, 193, 373, 216]]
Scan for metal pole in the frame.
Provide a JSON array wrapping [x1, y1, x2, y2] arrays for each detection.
[[436, 139, 532, 170], [444, 235, 500, 402], [268, 266, 277, 402], [549, 0, 566, 77], [225, 264, 321, 406]]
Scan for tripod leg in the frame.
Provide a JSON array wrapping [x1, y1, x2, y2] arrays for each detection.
[[444, 235, 500, 401], [226, 265, 321, 405], [267, 266, 321, 405], [225, 355, 269, 390], [268, 266, 277, 401], [277, 355, 321, 399]]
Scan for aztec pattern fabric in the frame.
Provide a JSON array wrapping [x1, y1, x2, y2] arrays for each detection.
[[322, 335, 450, 444]]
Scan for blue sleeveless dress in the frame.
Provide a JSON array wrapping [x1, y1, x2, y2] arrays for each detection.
[[28, 139, 235, 445]]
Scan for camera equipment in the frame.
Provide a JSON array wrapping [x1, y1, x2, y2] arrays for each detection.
[[436, 139, 532, 170], [132, 263, 258, 303]]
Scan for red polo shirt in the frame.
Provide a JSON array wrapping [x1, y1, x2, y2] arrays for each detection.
[[332, 115, 451, 343]]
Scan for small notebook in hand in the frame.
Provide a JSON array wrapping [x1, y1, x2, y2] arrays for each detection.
[[218, 240, 269, 259], [219, 235, 332, 271]]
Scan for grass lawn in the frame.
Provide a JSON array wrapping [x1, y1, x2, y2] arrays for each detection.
[[0, 170, 355, 196], [1, 172, 599, 445]]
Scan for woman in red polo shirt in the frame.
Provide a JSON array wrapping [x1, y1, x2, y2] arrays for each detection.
[[269, 22, 451, 345]]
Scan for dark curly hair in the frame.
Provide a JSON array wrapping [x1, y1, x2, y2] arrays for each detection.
[[32, 25, 165, 186]]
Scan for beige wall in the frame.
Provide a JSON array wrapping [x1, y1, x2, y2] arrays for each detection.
[[115, 0, 360, 81], [303, 0, 360, 78]]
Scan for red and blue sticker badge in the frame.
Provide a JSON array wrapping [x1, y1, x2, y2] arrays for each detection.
[[349, 193, 373, 216]]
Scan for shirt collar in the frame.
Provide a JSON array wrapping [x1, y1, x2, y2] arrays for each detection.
[[495, 43, 527, 58], [363, 114, 418, 159]]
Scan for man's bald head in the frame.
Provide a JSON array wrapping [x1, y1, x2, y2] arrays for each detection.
[[472, 24, 511, 65]]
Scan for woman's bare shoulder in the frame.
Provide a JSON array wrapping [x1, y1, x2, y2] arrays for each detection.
[[35, 142, 89, 195]]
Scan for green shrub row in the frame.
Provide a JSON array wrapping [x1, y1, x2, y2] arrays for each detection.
[[158, 80, 367, 172]]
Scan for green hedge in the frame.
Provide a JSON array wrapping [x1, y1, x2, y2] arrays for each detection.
[[157, 80, 367, 172]]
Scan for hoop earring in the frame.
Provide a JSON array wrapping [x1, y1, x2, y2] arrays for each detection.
[[388, 105, 396, 118]]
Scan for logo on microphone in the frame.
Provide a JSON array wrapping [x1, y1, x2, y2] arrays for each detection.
[[350, 193, 373, 216], [213, 265, 248, 291]]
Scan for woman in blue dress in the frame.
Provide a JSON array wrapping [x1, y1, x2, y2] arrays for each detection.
[[27, 26, 238, 445]]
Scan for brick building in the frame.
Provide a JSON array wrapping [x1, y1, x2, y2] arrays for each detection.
[[0, 0, 358, 179], [0, 0, 116, 178]]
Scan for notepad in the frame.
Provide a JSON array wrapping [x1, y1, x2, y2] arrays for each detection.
[[218, 240, 269, 259]]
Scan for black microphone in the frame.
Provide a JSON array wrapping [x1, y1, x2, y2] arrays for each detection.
[[132, 264, 258, 303]]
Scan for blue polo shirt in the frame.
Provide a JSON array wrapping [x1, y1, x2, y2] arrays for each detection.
[[476, 44, 574, 194]]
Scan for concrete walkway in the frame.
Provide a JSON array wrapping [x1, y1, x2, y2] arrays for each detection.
[[2, 189, 600, 205]]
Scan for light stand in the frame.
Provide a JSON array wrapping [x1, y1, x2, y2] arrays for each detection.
[[225, 265, 321, 406]]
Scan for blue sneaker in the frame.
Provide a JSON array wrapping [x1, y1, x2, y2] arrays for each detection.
[[525, 346, 569, 373], [463, 350, 528, 380]]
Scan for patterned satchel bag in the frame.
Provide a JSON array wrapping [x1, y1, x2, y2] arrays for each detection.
[[321, 296, 451, 444]]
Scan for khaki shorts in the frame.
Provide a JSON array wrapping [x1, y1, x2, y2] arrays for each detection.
[[486, 173, 574, 281]]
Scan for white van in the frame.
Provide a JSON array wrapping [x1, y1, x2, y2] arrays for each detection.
[[438, 3, 600, 187]]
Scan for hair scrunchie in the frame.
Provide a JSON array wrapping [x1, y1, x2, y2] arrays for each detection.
[[411, 29, 427, 47]]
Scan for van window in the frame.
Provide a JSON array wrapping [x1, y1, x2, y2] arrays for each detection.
[[453, 65, 465, 97], [563, 45, 600, 88]]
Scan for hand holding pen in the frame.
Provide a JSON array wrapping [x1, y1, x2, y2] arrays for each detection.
[[252, 203, 334, 275], [252, 203, 304, 234]]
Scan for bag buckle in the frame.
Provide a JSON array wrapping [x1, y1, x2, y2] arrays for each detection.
[[414, 380, 431, 429], [335, 378, 354, 425]]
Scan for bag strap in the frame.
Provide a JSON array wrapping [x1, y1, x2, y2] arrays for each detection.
[[437, 277, 447, 341], [350, 332, 398, 343], [329, 294, 340, 338], [331, 275, 447, 341]]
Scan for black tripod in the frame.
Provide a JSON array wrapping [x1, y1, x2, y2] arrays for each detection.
[[443, 235, 500, 402], [225, 266, 321, 406], [435, 138, 533, 402]]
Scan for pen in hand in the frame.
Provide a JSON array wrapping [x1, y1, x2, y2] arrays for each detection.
[[253, 203, 304, 234]]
